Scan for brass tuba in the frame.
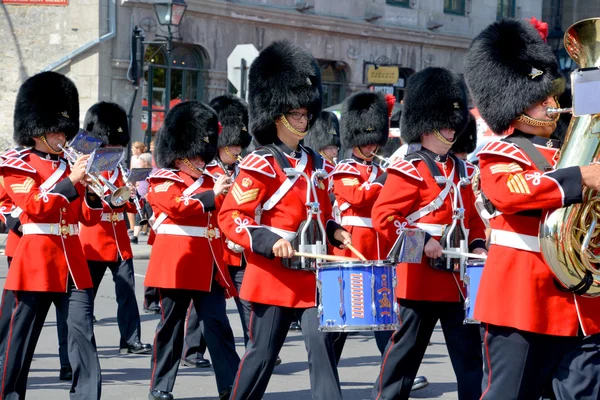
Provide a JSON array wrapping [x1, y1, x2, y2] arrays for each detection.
[[539, 18, 600, 296]]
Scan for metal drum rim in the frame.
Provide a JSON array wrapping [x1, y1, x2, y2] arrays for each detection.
[[317, 259, 396, 270]]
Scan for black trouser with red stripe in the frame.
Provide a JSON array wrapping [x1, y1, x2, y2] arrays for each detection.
[[182, 265, 252, 361], [230, 303, 342, 400], [149, 283, 239, 395], [480, 324, 600, 400], [371, 299, 482, 400], [0, 285, 101, 399], [88, 258, 142, 348], [0, 257, 70, 370], [182, 300, 207, 360]]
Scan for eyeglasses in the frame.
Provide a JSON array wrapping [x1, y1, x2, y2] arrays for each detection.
[[285, 112, 313, 121]]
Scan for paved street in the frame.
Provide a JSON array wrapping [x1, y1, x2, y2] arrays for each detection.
[[0, 234, 460, 399]]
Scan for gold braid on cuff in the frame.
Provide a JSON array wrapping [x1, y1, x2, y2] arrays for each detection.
[[279, 115, 308, 138], [516, 113, 559, 127], [433, 130, 456, 146]]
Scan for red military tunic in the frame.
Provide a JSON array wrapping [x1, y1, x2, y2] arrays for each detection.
[[331, 157, 391, 259], [218, 147, 338, 308], [0, 190, 21, 259], [144, 168, 236, 297], [372, 153, 487, 302], [206, 159, 243, 267], [2, 150, 103, 292], [475, 134, 600, 336], [79, 168, 137, 262]]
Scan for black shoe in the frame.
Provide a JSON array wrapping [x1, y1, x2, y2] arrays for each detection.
[[411, 376, 429, 391], [59, 365, 72, 381], [143, 304, 161, 314], [289, 321, 301, 331], [148, 390, 173, 400], [274, 356, 282, 366], [120, 342, 152, 355], [180, 354, 211, 368], [219, 386, 232, 400], [130, 236, 139, 244]]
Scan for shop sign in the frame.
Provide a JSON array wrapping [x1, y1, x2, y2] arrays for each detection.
[[367, 66, 399, 85]]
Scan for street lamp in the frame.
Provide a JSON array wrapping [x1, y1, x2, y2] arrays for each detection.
[[153, 0, 187, 28]]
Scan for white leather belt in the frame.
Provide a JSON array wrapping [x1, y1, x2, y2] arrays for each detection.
[[490, 229, 540, 253], [101, 212, 125, 222], [415, 223, 445, 236], [22, 223, 80, 236], [341, 216, 373, 228], [155, 224, 220, 239], [261, 225, 297, 242]]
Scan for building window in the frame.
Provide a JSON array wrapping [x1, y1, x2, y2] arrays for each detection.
[[386, 0, 410, 7], [444, 0, 465, 15], [319, 61, 349, 108], [497, 0, 516, 19], [141, 44, 207, 144]]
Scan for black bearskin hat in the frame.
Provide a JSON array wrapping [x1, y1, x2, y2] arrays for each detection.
[[340, 91, 389, 149], [13, 71, 80, 146], [464, 18, 565, 134], [451, 112, 477, 155], [401, 67, 469, 144], [209, 94, 252, 149], [155, 101, 219, 168], [303, 111, 340, 151], [83, 102, 130, 147], [248, 40, 323, 146]]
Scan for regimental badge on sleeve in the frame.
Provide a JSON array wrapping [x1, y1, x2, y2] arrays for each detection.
[[10, 177, 34, 194], [231, 182, 259, 205]]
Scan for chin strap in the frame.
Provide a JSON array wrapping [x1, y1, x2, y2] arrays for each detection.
[[433, 130, 456, 146], [516, 112, 559, 127], [319, 151, 335, 164], [181, 157, 204, 175], [355, 145, 377, 161], [39, 136, 63, 155], [224, 146, 243, 162], [279, 114, 308, 138]]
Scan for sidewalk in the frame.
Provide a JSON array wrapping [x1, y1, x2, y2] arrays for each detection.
[[0, 232, 153, 260]]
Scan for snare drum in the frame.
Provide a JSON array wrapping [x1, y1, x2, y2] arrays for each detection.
[[464, 260, 484, 324], [317, 260, 398, 332]]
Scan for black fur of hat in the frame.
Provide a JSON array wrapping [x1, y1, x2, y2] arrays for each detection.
[[341, 91, 389, 149], [464, 18, 565, 134], [83, 102, 130, 147], [248, 40, 323, 146], [209, 94, 252, 149], [401, 67, 468, 144], [13, 71, 79, 146], [451, 112, 477, 154], [303, 111, 340, 151], [155, 101, 219, 168]]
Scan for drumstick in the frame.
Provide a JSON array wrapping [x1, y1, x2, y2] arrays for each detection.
[[294, 252, 359, 262], [441, 250, 487, 260], [346, 243, 367, 261]]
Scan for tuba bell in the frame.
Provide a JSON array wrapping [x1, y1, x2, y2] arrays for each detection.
[[539, 17, 600, 296]]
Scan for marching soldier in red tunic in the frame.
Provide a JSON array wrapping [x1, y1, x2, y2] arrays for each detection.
[[0, 148, 73, 382], [78, 101, 152, 355], [0, 71, 103, 399], [370, 67, 487, 400], [181, 94, 253, 368], [218, 40, 351, 400], [464, 18, 600, 399], [145, 101, 240, 400]]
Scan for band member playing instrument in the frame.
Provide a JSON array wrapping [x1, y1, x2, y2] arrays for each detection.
[[145, 101, 240, 400], [0, 71, 103, 399], [0, 149, 73, 381], [370, 67, 487, 400], [464, 18, 600, 399], [78, 102, 152, 355], [218, 40, 351, 400], [181, 94, 253, 368]]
